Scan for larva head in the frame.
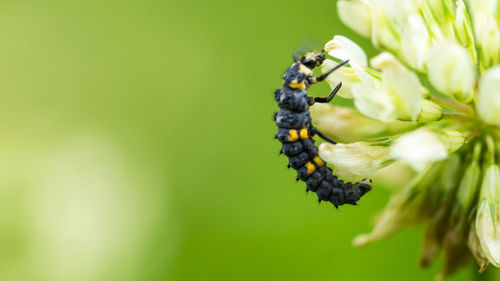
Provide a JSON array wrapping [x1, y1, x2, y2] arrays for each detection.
[[353, 178, 372, 198], [300, 51, 325, 69]]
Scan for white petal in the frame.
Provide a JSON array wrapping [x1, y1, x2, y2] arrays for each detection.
[[319, 142, 389, 180], [368, 52, 423, 121], [477, 66, 500, 126], [324, 35, 368, 66], [427, 42, 475, 103], [351, 82, 397, 122], [309, 104, 387, 142], [321, 59, 360, 99], [402, 14, 430, 71], [390, 129, 448, 171], [368, 2, 401, 52], [351, 63, 377, 88], [337, 0, 372, 38], [381, 65, 423, 121]]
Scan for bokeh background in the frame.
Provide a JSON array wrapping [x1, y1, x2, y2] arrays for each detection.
[[0, 0, 487, 280]]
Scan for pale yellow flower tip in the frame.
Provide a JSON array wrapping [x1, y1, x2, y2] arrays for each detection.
[[336, 0, 372, 38], [390, 129, 448, 171], [427, 42, 475, 104], [318, 142, 389, 181], [324, 35, 367, 66], [352, 233, 371, 247], [351, 207, 404, 247], [370, 52, 404, 71], [477, 66, 500, 126]]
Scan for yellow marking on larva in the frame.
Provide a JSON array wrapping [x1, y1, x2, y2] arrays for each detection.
[[305, 161, 315, 175], [287, 129, 299, 141], [313, 156, 324, 167], [299, 128, 308, 139], [289, 80, 305, 89]]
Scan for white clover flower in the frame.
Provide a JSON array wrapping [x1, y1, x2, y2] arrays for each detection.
[[318, 142, 389, 180], [350, 52, 425, 122], [311, 0, 500, 277], [389, 129, 449, 171], [427, 42, 475, 103]]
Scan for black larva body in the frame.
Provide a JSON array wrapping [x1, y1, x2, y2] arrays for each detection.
[[274, 52, 371, 208]]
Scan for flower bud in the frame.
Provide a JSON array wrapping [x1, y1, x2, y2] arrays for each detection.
[[477, 66, 500, 126], [427, 42, 475, 103], [443, 129, 465, 153], [476, 164, 500, 267], [318, 142, 389, 180], [417, 99, 443, 123], [439, 154, 461, 194], [468, 220, 490, 273], [390, 129, 448, 171], [337, 0, 372, 37], [456, 143, 481, 212]]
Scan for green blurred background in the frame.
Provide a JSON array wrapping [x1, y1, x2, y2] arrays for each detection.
[[0, 0, 480, 280]]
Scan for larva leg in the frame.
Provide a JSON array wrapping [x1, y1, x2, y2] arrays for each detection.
[[312, 82, 342, 103], [308, 59, 349, 84], [310, 127, 337, 144]]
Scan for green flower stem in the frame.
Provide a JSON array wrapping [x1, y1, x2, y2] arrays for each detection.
[[431, 96, 474, 114]]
